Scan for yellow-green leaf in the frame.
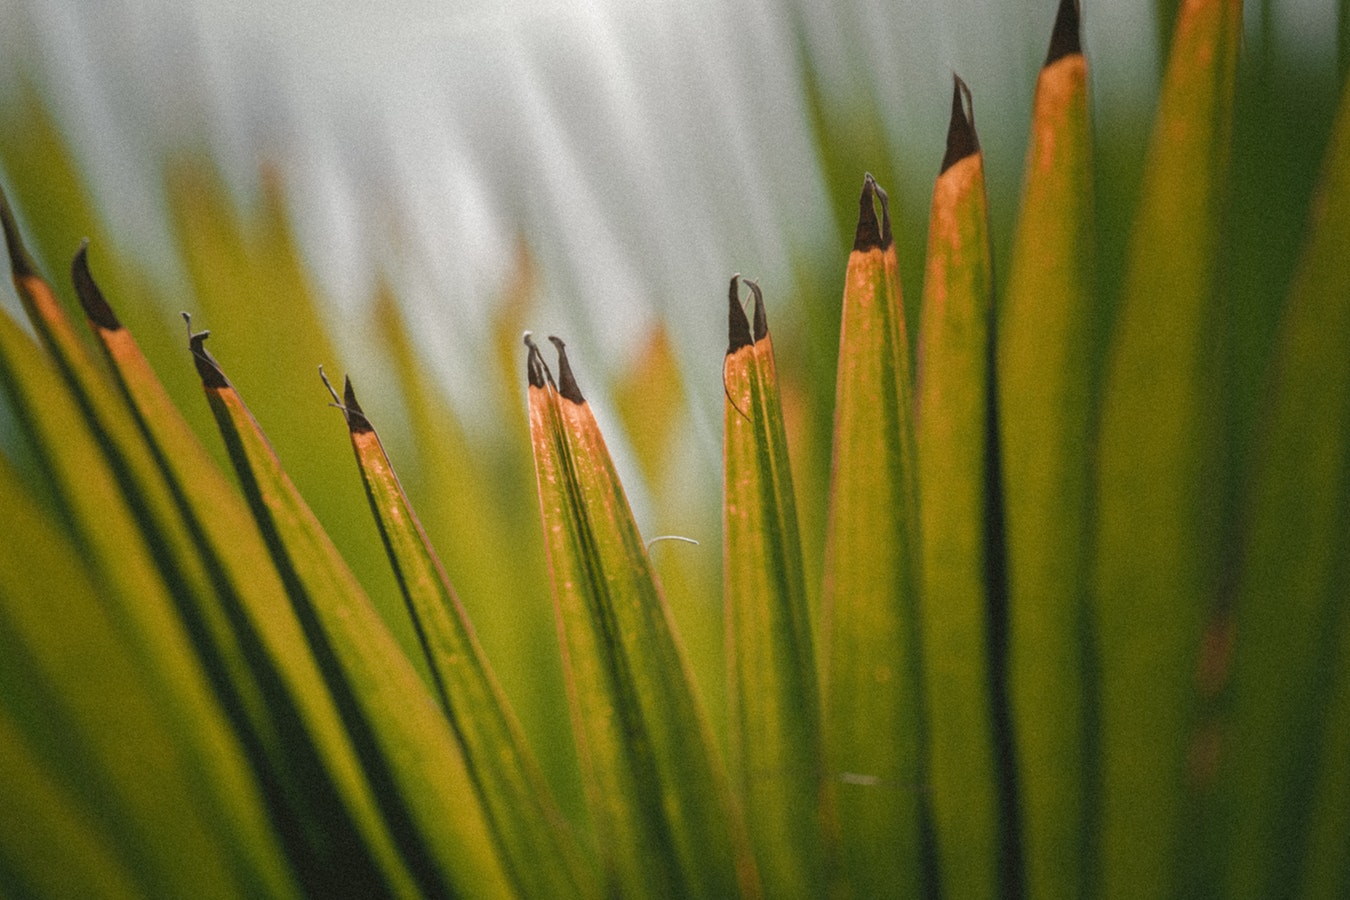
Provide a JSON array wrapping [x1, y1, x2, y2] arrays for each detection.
[[997, 3, 1095, 898], [189, 327, 517, 899], [1091, 0, 1242, 896], [820, 175, 924, 899], [723, 277, 836, 898], [70, 250, 421, 896], [330, 371, 598, 900], [1, 199, 297, 899], [915, 77, 1014, 900], [526, 335, 758, 899]]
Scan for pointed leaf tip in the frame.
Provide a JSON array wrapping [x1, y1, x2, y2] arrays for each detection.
[[854, 174, 884, 252], [744, 278, 769, 342], [71, 242, 123, 331], [342, 376, 374, 434], [184, 315, 229, 389], [1045, 0, 1082, 66], [727, 274, 753, 354], [548, 335, 585, 404], [941, 74, 980, 174], [0, 186, 38, 279], [524, 332, 549, 389]]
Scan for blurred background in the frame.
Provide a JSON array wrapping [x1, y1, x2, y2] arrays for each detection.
[[1, 0, 1344, 827]]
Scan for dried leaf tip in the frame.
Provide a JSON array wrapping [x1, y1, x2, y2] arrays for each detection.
[[940, 74, 980, 175], [0, 186, 39, 279], [548, 335, 585, 405], [342, 375, 374, 434], [524, 332, 551, 390], [183, 312, 229, 389], [1045, 0, 1082, 67], [72, 242, 122, 331], [744, 278, 769, 343], [727, 274, 753, 354], [854, 174, 883, 252]]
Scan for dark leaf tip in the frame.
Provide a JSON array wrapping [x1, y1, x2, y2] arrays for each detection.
[[548, 335, 585, 404], [745, 278, 769, 342], [853, 173, 884, 251], [940, 74, 980, 174], [524, 332, 549, 389], [727, 274, 753, 354], [0, 186, 38, 279], [184, 313, 229, 389], [1045, 0, 1082, 66], [342, 375, 374, 434], [72, 242, 123, 331]]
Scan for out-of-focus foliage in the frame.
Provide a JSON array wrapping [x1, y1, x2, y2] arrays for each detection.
[[2, 0, 1348, 897]]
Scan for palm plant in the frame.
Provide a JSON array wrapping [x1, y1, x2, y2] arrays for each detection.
[[1, 0, 1347, 897]]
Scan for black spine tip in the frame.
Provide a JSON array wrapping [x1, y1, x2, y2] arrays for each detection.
[[727, 275, 753, 354], [187, 326, 229, 390], [0, 187, 38, 279], [744, 278, 768, 342], [853, 173, 883, 252], [1045, 0, 1082, 67], [548, 336, 585, 404], [876, 180, 893, 249], [72, 242, 122, 331], [342, 376, 374, 434], [941, 74, 980, 175], [524, 332, 548, 389]]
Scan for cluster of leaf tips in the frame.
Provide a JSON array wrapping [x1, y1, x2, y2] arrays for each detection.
[[2, 0, 1349, 897]]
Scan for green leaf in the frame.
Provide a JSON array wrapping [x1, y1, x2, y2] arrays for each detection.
[[1091, 0, 1242, 896], [69, 251, 422, 896], [997, 3, 1096, 898], [0, 335, 291, 899], [0, 701, 142, 900], [914, 77, 1014, 900], [723, 277, 836, 897], [0, 203, 298, 899], [526, 335, 758, 899], [329, 370, 598, 900], [187, 327, 517, 899], [820, 176, 924, 899], [165, 163, 423, 672], [1218, 75, 1350, 900], [372, 288, 580, 825]]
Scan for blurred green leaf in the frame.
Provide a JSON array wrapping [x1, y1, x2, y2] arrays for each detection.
[[997, 3, 1096, 897], [1218, 74, 1350, 900], [1091, 0, 1242, 896]]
